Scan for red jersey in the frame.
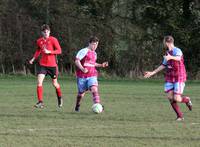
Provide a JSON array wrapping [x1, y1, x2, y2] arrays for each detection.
[[162, 47, 186, 82], [33, 36, 62, 67]]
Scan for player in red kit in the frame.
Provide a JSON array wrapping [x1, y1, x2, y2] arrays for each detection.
[[144, 35, 192, 121], [29, 24, 63, 108]]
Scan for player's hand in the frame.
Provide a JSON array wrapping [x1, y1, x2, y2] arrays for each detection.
[[43, 48, 51, 54], [163, 53, 172, 61], [82, 68, 88, 73], [102, 62, 108, 68], [144, 71, 153, 78], [29, 58, 34, 64]]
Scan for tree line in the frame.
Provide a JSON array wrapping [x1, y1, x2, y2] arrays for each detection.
[[0, 0, 200, 79]]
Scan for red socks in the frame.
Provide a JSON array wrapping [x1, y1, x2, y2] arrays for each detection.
[[55, 85, 62, 98], [170, 96, 190, 118], [76, 94, 82, 106], [170, 100, 183, 118], [37, 86, 43, 102], [92, 91, 100, 103], [37, 85, 62, 102], [181, 96, 189, 103]]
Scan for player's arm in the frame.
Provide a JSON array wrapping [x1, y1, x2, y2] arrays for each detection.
[[75, 48, 89, 73], [95, 62, 109, 68], [29, 46, 41, 64], [164, 53, 181, 61], [144, 64, 165, 78], [75, 59, 88, 73], [50, 38, 62, 55]]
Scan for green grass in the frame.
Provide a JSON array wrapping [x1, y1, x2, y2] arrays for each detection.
[[0, 76, 199, 147]]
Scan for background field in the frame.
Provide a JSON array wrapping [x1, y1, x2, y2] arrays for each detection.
[[0, 76, 199, 147]]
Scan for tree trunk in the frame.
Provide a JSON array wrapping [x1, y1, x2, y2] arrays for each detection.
[[23, 64, 26, 75], [12, 64, 15, 74], [129, 70, 133, 78], [1, 64, 5, 74], [46, 0, 50, 24], [34, 64, 37, 75]]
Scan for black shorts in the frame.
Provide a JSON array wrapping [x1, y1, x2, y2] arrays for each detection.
[[37, 65, 58, 79]]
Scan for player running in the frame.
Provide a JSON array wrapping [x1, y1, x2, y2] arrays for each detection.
[[74, 36, 108, 112], [144, 35, 192, 121], [29, 24, 63, 108]]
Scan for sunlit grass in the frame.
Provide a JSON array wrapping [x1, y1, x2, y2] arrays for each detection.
[[0, 76, 199, 147]]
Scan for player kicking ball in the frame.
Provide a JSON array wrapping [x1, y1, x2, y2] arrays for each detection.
[[144, 35, 192, 121], [74, 36, 108, 112], [29, 24, 63, 108]]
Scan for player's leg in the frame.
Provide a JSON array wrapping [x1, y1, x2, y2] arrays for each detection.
[[35, 74, 45, 108], [34, 65, 47, 108], [75, 92, 85, 111], [48, 66, 63, 107], [167, 91, 184, 120], [52, 78, 63, 107], [165, 82, 183, 120], [75, 77, 87, 111], [90, 86, 100, 103], [183, 95, 192, 111], [88, 77, 100, 104], [174, 82, 192, 111]]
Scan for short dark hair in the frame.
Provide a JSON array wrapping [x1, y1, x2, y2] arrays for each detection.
[[163, 35, 174, 43], [41, 24, 50, 31], [89, 36, 99, 43]]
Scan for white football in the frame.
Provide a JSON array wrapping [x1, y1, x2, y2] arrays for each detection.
[[92, 103, 103, 114]]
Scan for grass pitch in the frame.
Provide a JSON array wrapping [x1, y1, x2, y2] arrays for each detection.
[[0, 76, 199, 147]]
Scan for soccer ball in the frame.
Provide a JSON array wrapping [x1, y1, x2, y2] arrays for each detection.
[[92, 103, 103, 114]]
